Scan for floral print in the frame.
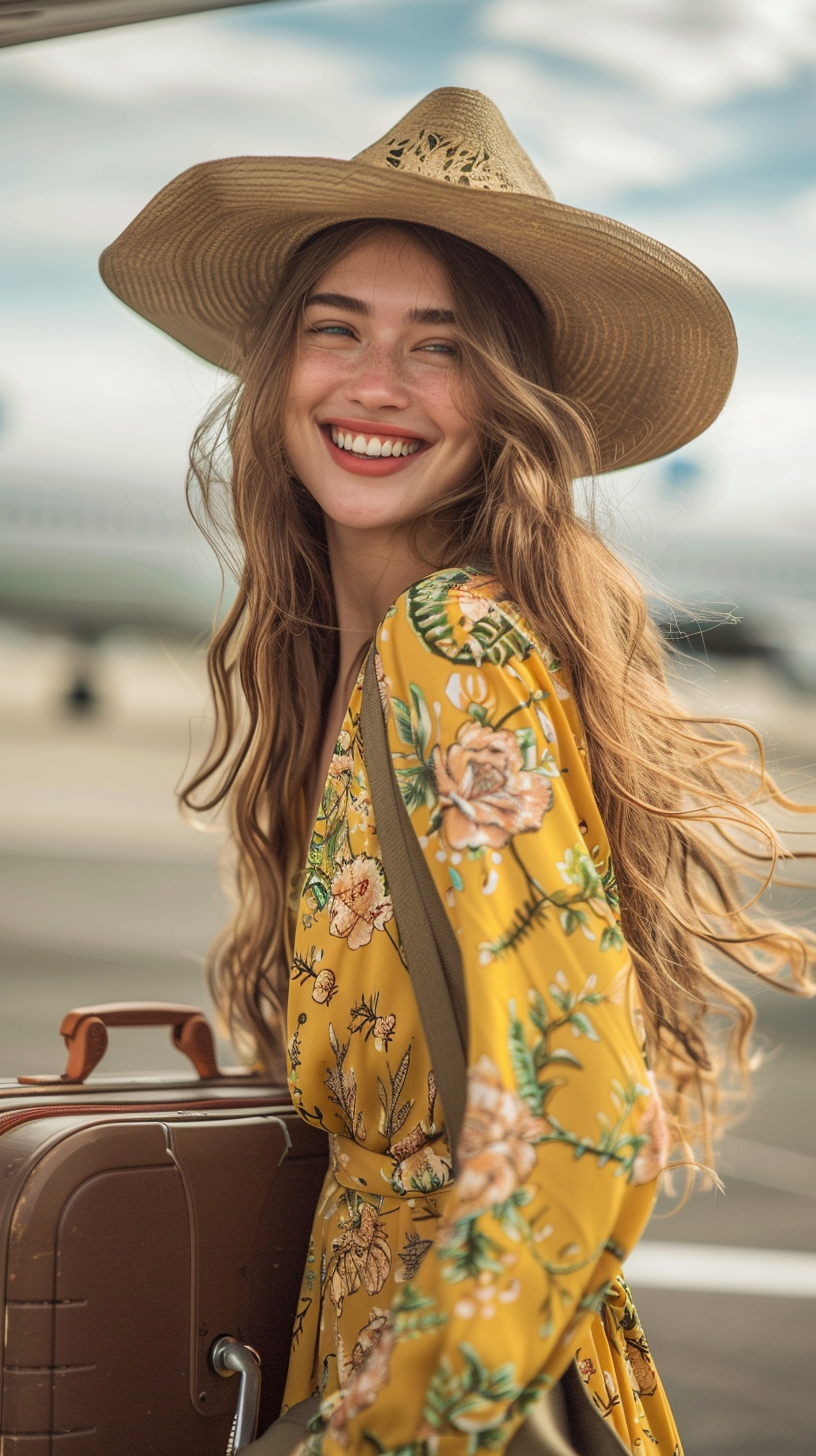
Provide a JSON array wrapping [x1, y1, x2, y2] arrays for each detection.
[[284, 568, 680, 1456], [327, 1202, 391, 1316], [452, 1055, 549, 1220], [328, 854, 393, 950], [432, 722, 554, 850]]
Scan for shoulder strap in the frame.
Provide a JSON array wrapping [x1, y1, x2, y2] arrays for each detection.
[[361, 649, 468, 1174]]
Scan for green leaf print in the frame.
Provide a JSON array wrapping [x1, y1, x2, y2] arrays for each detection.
[[407, 570, 534, 668], [409, 683, 433, 758], [391, 685, 435, 767], [513, 725, 537, 771], [423, 1344, 522, 1447], [459, 1344, 520, 1404], [508, 1011, 544, 1116], [391, 695, 415, 749], [440, 1219, 504, 1284], [395, 763, 436, 813], [479, 892, 552, 961], [570, 1011, 600, 1042], [600, 923, 625, 953], [503, 993, 650, 1178], [302, 866, 330, 911], [557, 844, 604, 900], [392, 1283, 448, 1339]]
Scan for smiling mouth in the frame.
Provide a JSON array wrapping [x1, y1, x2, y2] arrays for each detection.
[[326, 424, 424, 459]]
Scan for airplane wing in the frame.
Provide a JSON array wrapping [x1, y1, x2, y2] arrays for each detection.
[[0, 0, 289, 48]]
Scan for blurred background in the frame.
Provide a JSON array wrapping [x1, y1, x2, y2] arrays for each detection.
[[1, 2, 815, 1452]]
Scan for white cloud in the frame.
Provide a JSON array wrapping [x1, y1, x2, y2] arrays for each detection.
[[482, 0, 816, 105], [0, 14, 417, 253], [453, 50, 734, 203], [629, 200, 816, 296], [0, 309, 222, 489], [4, 18, 340, 104]]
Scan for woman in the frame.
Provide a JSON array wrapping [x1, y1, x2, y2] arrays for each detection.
[[101, 90, 814, 1456]]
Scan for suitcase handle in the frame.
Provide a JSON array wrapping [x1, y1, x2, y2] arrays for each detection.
[[211, 1336, 262, 1453], [54, 1002, 222, 1082]]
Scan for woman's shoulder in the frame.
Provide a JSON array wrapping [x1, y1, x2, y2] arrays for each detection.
[[379, 565, 566, 689], [377, 566, 579, 720]]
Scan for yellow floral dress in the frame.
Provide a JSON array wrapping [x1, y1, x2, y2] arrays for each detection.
[[283, 567, 681, 1456]]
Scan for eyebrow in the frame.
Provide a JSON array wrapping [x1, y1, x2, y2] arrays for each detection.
[[305, 292, 456, 326]]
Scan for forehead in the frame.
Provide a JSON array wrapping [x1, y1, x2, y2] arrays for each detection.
[[311, 231, 454, 313]]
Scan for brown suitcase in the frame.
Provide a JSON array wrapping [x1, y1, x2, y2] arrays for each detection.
[[0, 1001, 328, 1454]]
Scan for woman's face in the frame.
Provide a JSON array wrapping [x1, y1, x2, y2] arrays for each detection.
[[283, 230, 480, 541]]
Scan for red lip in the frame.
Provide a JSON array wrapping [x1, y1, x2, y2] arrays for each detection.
[[320, 426, 428, 477], [321, 417, 431, 443]]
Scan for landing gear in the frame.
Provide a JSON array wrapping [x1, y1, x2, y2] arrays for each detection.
[[63, 639, 100, 715]]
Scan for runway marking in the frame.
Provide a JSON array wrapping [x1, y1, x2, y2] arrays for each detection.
[[626, 1242, 816, 1297], [721, 1135, 816, 1200]]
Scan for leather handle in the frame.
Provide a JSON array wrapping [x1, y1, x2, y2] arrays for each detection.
[[53, 1002, 221, 1083]]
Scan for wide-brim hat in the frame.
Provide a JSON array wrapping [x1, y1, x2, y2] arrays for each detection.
[[100, 87, 736, 473]]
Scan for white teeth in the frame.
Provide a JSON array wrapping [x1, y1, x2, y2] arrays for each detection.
[[328, 427, 422, 457]]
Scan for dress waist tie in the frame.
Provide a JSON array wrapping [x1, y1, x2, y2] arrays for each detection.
[[328, 1131, 456, 1200]]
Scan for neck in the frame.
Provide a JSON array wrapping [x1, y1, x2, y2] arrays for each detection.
[[326, 519, 441, 682]]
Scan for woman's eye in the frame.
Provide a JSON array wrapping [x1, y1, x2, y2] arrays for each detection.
[[309, 323, 356, 338], [419, 341, 456, 356]]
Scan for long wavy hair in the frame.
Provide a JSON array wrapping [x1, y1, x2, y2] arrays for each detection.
[[182, 218, 814, 1150]]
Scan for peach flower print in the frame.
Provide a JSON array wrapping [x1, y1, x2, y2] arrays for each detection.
[[328, 729, 354, 783], [329, 854, 393, 950], [631, 1070, 671, 1185], [445, 1055, 549, 1223], [325, 1317, 396, 1446], [432, 721, 553, 851], [336, 1306, 389, 1387]]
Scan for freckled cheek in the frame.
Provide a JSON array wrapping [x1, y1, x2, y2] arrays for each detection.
[[417, 376, 477, 454], [287, 353, 353, 416]]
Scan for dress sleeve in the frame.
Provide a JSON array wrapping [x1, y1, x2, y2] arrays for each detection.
[[307, 582, 666, 1456]]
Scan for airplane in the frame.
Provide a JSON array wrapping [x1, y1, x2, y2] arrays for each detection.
[[0, 0, 278, 47], [611, 454, 816, 692], [0, 474, 227, 707]]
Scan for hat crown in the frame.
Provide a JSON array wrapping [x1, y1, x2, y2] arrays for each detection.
[[353, 87, 554, 201]]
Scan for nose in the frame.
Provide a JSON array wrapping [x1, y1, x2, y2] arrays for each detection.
[[344, 341, 411, 413]]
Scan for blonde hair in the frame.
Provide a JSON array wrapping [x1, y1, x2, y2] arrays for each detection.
[[182, 218, 815, 1147]]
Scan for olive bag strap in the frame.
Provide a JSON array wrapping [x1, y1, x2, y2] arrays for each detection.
[[361, 650, 468, 1175], [360, 647, 630, 1456]]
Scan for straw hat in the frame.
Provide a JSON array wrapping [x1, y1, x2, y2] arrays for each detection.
[[100, 87, 736, 472]]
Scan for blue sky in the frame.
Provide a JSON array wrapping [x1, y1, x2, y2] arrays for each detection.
[[1, 0, 815, 536]]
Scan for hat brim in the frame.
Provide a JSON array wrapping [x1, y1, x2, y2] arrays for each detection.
[[99, 155, 737, 472]]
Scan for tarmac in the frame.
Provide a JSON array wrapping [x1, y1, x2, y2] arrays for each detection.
[[1, 626, 815, 1455]]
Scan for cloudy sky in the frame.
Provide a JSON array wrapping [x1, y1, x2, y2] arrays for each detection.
[[1, 0, 815, 537]]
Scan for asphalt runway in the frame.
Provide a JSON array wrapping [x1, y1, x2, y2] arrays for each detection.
[[1, 632, 815, 1455]]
